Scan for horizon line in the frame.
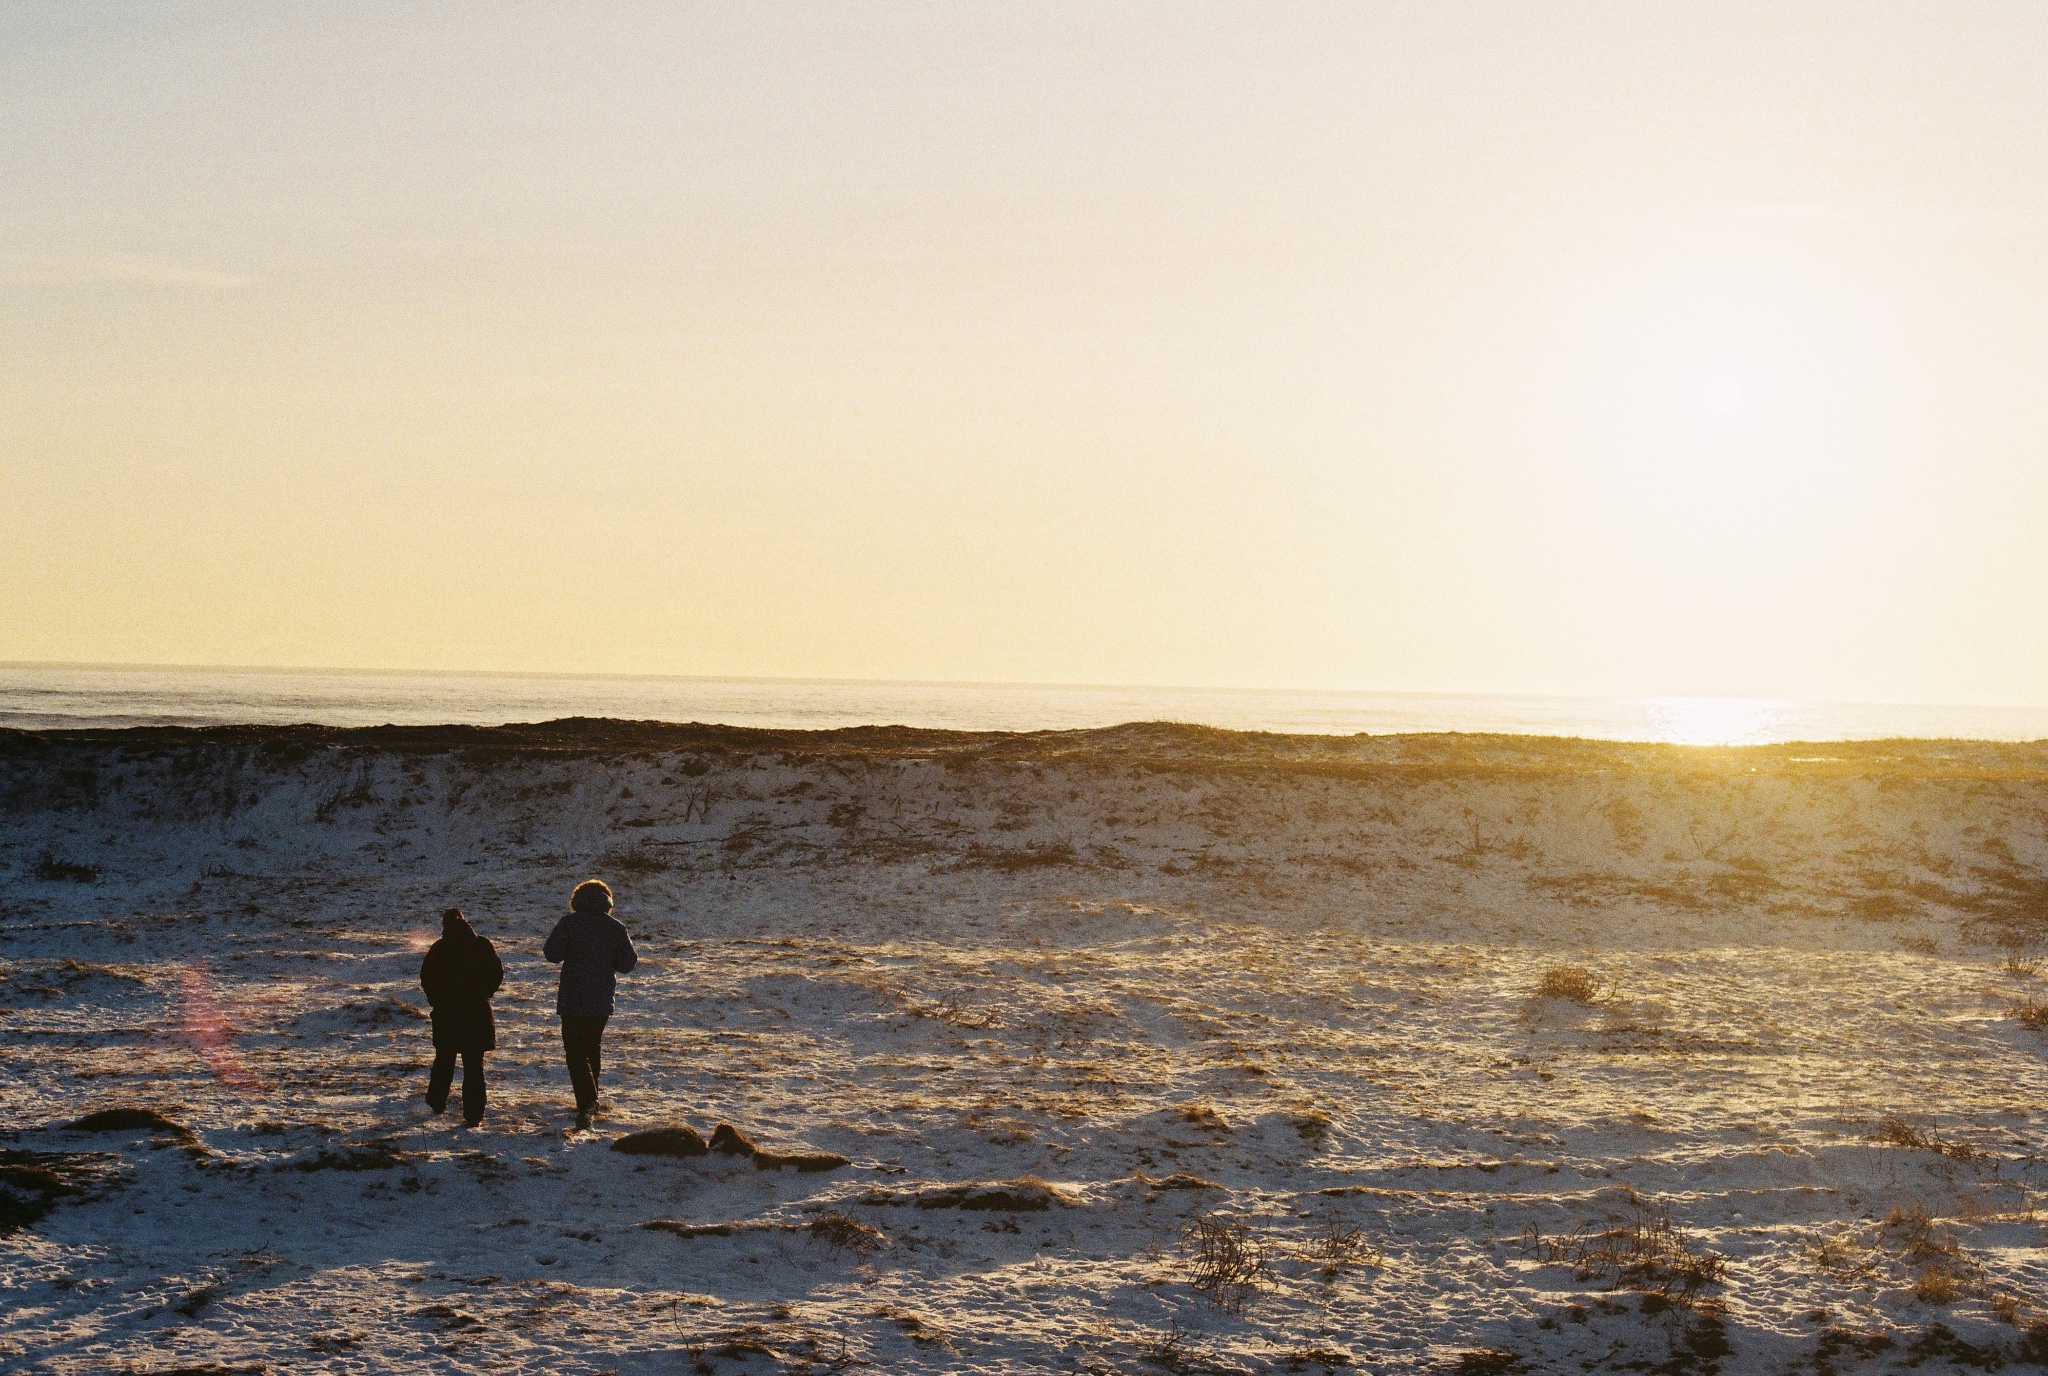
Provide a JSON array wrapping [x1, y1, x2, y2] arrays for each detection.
[[5, 658, 2048, 717]]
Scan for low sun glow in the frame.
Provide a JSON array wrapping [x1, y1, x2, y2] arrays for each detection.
[[1559, 250, 1895, 558]]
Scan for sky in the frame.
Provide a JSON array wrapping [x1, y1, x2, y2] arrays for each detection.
[[5, 2, 2047, 704]]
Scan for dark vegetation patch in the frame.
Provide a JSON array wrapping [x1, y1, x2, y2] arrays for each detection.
[[32, 852, 100, 882], [283, 1139, 407, 1172], [857, 1176, 1069, 1212], [1452, 1353, 1525, 1376], [706, 1122, 849, 1172], [944, 841, 1077, 872], [4, 958, 150, 1002], [641, 1218, 746, 1238], [612, 1126, 709, 1158], [0, 1147, 116, 1235], [1138, 1171, 1222, 1191], [640, 1213, 887, 1254], [807, 1213, 887, 1253], [416, 1303, 483, 1330], [65, 1106, 189, 1134], [290, 997, 425, 1032], [62, 1105, 206, 1158]]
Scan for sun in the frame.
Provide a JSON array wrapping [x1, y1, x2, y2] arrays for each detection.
[[1555, 248, 1893, 553]]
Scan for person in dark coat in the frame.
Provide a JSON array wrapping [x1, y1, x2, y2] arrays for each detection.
[[542, 879, 638, 1130], [419, 908, 504, 1127]]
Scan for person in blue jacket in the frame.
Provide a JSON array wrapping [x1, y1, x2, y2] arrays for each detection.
[[543, 878, 638, 1129]]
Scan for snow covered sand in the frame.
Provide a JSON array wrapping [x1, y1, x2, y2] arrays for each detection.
[[2, 720, 2046, 1373]]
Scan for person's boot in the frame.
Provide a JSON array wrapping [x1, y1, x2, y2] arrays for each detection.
[[425, 1094, 447, 1115], [575, 1107, 593, 1131]]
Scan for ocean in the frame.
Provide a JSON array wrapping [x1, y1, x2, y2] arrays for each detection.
[[4, 663, 2047, 746]]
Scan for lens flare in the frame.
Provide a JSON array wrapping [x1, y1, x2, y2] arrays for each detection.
[[179, 961, 265, 1092]]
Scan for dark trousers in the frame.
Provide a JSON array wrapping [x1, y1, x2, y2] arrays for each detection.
[[561, 1014, 609, 1110], [427, 1048, 487, 1124]]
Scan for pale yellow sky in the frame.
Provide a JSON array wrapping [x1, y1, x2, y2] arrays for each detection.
[[5, 3, 2047, 703]]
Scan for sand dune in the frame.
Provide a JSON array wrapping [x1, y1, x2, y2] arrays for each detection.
[[3, 722, 2046, 1371]]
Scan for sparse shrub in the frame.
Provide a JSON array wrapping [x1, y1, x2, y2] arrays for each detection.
[[1180, 1215, 1270, 1312], [2010, 996, 2048, 1031], [1535, 965, 1600, 1004], [1135, 1319, 1211, 1373], [1306, 1216, 1381, 1280], [1896, 936, 1940, 956]]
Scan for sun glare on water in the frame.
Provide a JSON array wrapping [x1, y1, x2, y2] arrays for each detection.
[[1640, 695, 1795, 746]]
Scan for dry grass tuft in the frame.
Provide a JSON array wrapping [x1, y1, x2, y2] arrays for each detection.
[[1879, 1201, 1983, 1308], [1871, 1115, 1979, 1162], [1522, 1205, 1726, 1304], [1534, 965, 1600, 1004], [1999, 940, 2043, 976], [908, 992, 1000, 1029], [808, 1213, 887, 1254], [2009, 996, 2048, 1031], [1180, 1215, 1270, 1312], [1914, 1260, 1965, 1305], [1288, 1109, 1334, 1147]]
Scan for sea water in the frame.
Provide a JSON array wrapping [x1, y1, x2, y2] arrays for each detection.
[[5, 663, 2048, 746]]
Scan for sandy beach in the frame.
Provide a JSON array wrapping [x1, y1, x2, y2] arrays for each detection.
[[1, 721, 2045, 1372]]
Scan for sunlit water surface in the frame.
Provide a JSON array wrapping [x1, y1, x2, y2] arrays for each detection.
[[4, 665, 2047, 745]]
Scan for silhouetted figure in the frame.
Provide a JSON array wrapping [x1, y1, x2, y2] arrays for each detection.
[[543, 879, 638, 1130], [419, 908, 504, 1127]]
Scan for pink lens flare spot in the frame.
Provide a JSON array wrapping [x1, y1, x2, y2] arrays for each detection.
[[179, 961, 266, 1093]]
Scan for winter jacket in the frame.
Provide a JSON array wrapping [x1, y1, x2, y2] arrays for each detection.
[[543, 909, 638, 1018], [420, 929, 505, 1052]]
